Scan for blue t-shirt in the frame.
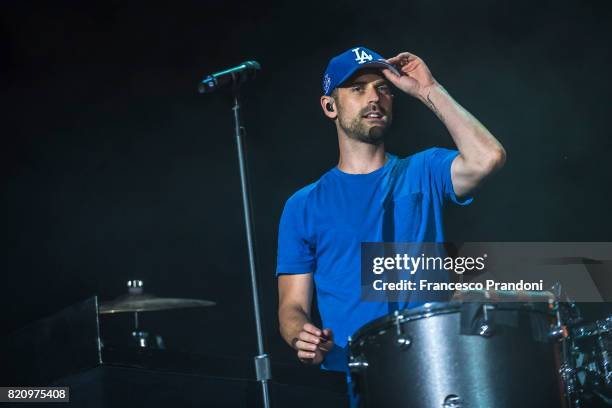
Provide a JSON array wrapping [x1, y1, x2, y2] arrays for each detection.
[[276, 147, 472, 371]]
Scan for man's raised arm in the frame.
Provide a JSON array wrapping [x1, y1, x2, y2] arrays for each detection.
[[383, 52, 506, 198]]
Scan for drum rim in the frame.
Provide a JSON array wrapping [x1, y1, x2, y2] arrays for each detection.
[[349, 301, 551, 344], [350, 302, 457, 344]]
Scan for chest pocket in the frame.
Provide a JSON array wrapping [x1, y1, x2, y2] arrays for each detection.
[[382, 192, 424, 241]]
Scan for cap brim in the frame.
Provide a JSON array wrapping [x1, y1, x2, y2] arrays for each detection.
[[335, 60, 401, 90], [362, 60, 401, 77]]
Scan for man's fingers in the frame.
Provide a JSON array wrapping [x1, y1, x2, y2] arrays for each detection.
[[298, 330, 321, 345], [294, 339, 318, 352], [322, 328, 334, 340], [297, 324, 333, 359], [388, 52, 418, 61], [382, 69, 400, 80], [387, 55, 404, 64], [297, 350, 316, 360], [319, 329, 334, 351], [302, 323, 322, 336], [382, 69, 403, 87], [295, 328, 334, 364], [387, 53, 419, 70]]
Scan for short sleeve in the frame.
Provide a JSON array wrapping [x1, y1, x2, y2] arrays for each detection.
[[427, 147, 473, 206], [276, 189, 316, 276]]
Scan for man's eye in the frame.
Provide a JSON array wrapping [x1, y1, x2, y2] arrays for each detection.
[[378, 85, 391, 94], [351, 86, 363, 92]]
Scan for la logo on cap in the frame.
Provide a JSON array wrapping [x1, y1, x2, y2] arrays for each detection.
[[352, 48, 373, 64]]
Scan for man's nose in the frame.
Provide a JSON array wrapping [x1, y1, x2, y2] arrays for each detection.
[[366, 85, 380, 104]]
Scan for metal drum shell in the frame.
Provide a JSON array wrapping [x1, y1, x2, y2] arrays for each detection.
[[349, 302, 564, 408]]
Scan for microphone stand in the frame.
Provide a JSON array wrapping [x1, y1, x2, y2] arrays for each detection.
[[229, 80, 272, 408]]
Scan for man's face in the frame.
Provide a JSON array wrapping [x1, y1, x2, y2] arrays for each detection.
[[334, 69, 393, 145]]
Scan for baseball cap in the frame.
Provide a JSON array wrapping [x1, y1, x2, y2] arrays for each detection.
[[322, 46, 400, 96]]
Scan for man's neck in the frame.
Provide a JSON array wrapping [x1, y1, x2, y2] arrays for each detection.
[[337, 135, 387, 174]]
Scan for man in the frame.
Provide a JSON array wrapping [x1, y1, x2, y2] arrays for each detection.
[[276, 46, 505, 373]]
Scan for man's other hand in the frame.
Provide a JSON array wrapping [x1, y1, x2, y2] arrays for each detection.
[[292, 323, 334, 365]]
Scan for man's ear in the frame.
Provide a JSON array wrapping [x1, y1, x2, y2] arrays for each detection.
[[320, 95, 337, 120]]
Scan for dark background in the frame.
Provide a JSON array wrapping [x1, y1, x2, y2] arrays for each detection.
[[2, 0, 611, 365]]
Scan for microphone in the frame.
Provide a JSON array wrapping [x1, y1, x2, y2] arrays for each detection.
[[197, 60, 261, 93]]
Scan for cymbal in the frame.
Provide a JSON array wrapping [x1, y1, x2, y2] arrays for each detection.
[[100, 293, 216, 314]]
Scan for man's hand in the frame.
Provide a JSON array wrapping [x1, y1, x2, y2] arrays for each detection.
[[292, 323, 334, 365], [381, 51, 506, 197], [382, 52, 438, 101]]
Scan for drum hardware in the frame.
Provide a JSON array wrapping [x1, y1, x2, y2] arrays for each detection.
[[394, 310, 412, 349], [577, 317, 612, 387], [478, 304, 495, 337], [560, 363, 581, 408], [596, 335, 612, 387], [549, 283, 583, 407], [548, 282, 612, 407], [130, 330, 165, 349], [442, 394, 463, 408], [397, 336, 412, 349], [570, 314, 612, 407], [548, 298, 569, 343], [347, 336, 369, 373], [347, 356, 369, 372], [451, 289, 556, 303], [550, 325, 569, 341]]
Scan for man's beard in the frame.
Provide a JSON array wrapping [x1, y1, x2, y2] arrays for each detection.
[[338, 109, 391, 145]]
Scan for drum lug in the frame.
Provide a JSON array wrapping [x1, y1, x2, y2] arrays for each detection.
[[397, 336, 412, 349], [348, 356, 369, 372], [442, 394, 463, 408], [478, 305, 496, 337], [478, 324, 494, 337], [394, 310, 412, 349]]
